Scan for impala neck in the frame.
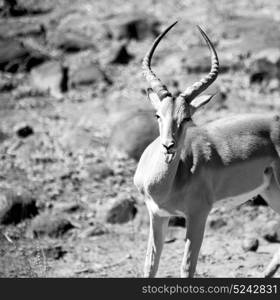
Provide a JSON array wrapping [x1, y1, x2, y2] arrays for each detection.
[[145, 141, 183, 199]]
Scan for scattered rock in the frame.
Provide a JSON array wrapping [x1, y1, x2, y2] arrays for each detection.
[[0, 78, 13, 92], [242, 237, 259, 252], [165, 226, 186, 243], [86, 162, 114, 181], [109, 12, 160, 41], [0, 73, 18, 91], [248, 48, 280, 83], [108, 111, 158, 160], [42, 245, 67, 260], [29, 60, 69, 99], [109, 43, 134, 65], [0, 188, 38, 225], [57, 203, 83, 214], [12, 84, 47, 99], [164, 237, 177, 244], [250, 195, 268, 206], [81, 223, 109, 237], [169, 216, 186, 227], [208, 217, 227, 230], [16, 124, 34, 138], [70, 63, 111, 87], [28, 213, 75, 238], [105, 197, 137, 224], [263, 220, 280, 243], [267, 78, 280, 92]]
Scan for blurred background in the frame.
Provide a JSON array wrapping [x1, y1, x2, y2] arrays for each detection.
[[0, 0, 280, 277]]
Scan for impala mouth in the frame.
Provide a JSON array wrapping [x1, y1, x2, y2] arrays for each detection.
[[164, 150, 176, 164]]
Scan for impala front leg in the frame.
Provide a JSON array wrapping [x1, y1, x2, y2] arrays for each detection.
[[180, 211, 209, 277], [264, 246, 280, 277], [144, 211, 169, 277]]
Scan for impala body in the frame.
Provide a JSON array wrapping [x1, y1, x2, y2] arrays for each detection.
[[136, 114, 280, 212], [134, 22, 280, 277]]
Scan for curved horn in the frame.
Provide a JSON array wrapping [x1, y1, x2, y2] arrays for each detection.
[[180, 26, 219, 102], [142, 21, 177, 100]]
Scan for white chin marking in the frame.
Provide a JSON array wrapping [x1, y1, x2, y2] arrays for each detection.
[[165, 153, 175, 163]]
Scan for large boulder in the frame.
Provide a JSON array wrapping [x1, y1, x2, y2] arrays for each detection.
[[215, 16, 280, 55], [1, 0, 52, 17], [58, 101, 108, 154], [70, 63, 111, 87], [208, 216, 227, 230], [0, 188, 38, 224], [105, 196, 137, 224], [28, 213, 75, 238], [29, 60, 68, 99], [51, 31, 95, 53], [37, 245, 67, 260], [108, 110, 158, 160], [108, 12, 160, 41], [54, 10, 107, 46], [0, 37, 49, 73], [248, 48, 280, 83], [109, 43, 134, 65], [0, 19, 45, 40]]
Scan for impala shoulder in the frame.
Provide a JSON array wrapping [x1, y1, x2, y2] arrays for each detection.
[[133, 138, 160, 191], [182, 127, 213, 173]]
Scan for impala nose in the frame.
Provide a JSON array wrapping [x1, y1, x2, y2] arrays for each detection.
[[162, 141, 175, 151]]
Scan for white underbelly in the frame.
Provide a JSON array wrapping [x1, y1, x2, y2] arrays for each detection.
[[213, 171, 271, 209], [145, 169, 273, 215]]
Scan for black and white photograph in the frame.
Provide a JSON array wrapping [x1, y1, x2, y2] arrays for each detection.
[[1, 0, 280, 287]]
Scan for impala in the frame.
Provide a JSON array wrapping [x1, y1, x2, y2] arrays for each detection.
[[134, 21, 280, 278]]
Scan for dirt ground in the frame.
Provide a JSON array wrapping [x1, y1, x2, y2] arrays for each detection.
[[0, 0, 280, 278]]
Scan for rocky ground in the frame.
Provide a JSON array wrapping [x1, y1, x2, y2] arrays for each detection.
[[0, 0, 280, 277]]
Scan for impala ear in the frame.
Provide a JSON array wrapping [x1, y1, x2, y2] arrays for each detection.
[[147, 88, 161, 109], [189, 94, 215, 114]]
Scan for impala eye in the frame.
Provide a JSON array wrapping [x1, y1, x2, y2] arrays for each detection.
[[183, 117, 191, 123], [155, 114, 160, 119]]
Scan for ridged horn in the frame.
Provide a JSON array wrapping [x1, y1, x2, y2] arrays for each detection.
[[142, 21, 177, 100], [180, 26, 219, 102]]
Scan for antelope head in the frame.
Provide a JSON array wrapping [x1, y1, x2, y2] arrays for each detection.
[[142, 21, 219, 163]]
